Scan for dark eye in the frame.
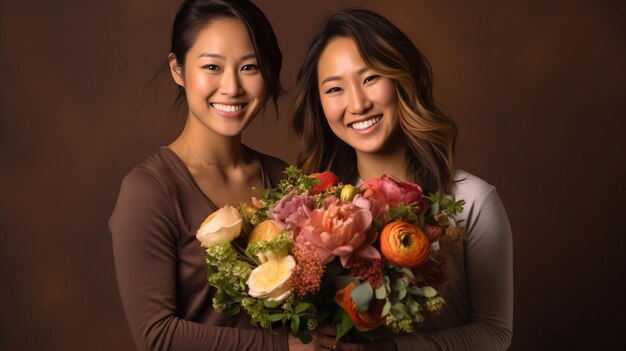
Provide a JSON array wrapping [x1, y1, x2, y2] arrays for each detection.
[[202, 64, 220, 71], [241, 64, 259, 71], [364, 75, 380, 84], [324, 87, 342, 94]]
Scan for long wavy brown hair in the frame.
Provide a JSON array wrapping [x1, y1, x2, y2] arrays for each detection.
[[289, 8, 457, 194]]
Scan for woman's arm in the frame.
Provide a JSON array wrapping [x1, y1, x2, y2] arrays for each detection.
[[110, 168, 288, 351], [393, 187, 513, 351]]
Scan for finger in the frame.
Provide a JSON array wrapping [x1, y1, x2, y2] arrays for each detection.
[[315, 333, 337, 350], [317, 324, 337, 337]]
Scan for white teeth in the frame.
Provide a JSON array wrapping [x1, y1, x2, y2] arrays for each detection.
[[212, 103, 245, 112], [350, 116, 382, 130]]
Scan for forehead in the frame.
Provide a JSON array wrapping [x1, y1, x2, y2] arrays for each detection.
[[188, 18, 254, 55], [317, 37, 366, 78]]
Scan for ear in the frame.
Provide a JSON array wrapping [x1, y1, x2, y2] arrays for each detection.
[[168, 53, 184, 87]]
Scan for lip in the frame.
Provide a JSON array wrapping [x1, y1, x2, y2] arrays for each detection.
[[210, 102, 248, 118], [347, 114, 383, 135]]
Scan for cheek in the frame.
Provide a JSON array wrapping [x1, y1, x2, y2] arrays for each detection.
[[320, 96, 344, 122], [372, 80, 397, 106], [185, 73, 212, 95], [243, 77, 267, 100]]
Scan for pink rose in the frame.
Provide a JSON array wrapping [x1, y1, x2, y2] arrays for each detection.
[[297, 202, 379, 267], [268, 193, 316, 234], [360, 175, 428, 218]]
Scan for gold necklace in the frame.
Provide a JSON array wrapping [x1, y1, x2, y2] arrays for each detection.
[[180, 135, 239, 167]]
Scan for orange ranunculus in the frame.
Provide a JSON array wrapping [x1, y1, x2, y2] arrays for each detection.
[[309, 171, 340, 195], [380, 221, 430, 269], [335, 283, 386, 331]]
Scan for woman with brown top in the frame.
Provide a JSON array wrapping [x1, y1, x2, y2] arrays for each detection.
[[110, 1, 338, 350], [291, 9, 513, 351]]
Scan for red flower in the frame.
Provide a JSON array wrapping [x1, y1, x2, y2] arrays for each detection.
[[309, 171, 340, 195], [335, 283, 386, 331]]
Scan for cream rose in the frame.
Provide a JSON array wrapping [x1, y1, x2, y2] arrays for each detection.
[[196, 206, 243, 248], [247, 255, 295, 302]]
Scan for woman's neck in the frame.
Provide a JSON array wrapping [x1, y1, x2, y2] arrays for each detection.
[[174, 119, 246, 169], [356, 146, 407, 182]]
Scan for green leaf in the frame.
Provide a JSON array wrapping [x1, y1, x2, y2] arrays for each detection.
[[350, 283, 374, 313], [399, 268, 416, 279], [263, 299, 282, 309], [422, 286, 437, 298], [334, 309, 354, 341], [267, 313, 286, 322], [226, 305, 240, 317], [407, 286, 422, 296], [375, 284, 388, 299], [397, 287, 407, 300], [295, 302, 313, 314], [382, 300, 391, 317], [290, 314, 300, 335], [392, 277, 408, 291], [298, 333, 313, 344], [391, 302, 410, 319], [333, 274, 360, 290]]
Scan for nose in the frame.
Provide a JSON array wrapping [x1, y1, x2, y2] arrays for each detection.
[[219, 69, 243, 97], [346, 85, 372, 115]]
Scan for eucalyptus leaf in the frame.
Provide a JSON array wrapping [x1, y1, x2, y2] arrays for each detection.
[[391, 303, 410, 319], [422, 286, 437, 298], [382, 300, 391, 317], [407, 287, 423, 296], [407, 299, 420, 314], [333, 274, 360, 290], [375, 284, 388, 299], [399, 268, 416, 279], [392, 277, 408, 291], [397, 287, 407, 300], [350, 283, 374, 313]]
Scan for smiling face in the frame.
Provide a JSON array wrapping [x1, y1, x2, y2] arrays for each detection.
[[170, 18, 267, 138], [317, 36, 400, 156]]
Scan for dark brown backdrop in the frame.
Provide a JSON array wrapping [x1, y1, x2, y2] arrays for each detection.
[[1, 1, 625, 350]]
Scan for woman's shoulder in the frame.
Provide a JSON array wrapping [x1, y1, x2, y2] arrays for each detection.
[[452, 169, 496, 206], [119, 147, 184, 194]]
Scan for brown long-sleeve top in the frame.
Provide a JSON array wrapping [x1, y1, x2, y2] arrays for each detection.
[[109, 146, 289, 351]]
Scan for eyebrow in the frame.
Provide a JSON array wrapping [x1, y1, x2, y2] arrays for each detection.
[[198, 52, 257, 60], [320, 67, 369, 85]]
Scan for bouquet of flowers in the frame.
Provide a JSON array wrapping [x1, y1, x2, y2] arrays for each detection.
[[195, 166, 465, 342]]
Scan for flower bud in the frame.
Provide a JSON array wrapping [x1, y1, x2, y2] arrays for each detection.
[[340, 184, 357, 202]]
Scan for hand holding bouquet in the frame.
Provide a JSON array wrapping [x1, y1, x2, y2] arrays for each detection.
[[196, 167, 465, 342]]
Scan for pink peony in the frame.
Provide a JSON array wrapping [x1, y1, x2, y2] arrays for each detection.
[[297, 202, 379, 267], [268, 193, 316, 235], [360, 175, 428, 219]]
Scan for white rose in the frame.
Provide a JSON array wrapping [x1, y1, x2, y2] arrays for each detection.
[[196, 205, 243, 248], [247, 255, 295, 302]]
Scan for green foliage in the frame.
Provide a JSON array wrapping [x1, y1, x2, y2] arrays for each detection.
[[246, 232, 293, 259], [334, 309, 354, 341], [387, 203, 422, 223], [425, 192, 465, 218]]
